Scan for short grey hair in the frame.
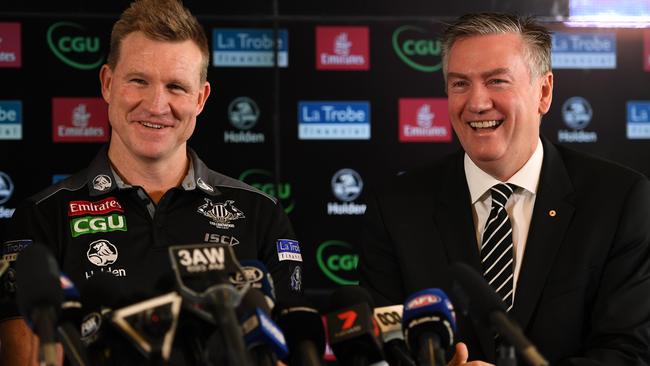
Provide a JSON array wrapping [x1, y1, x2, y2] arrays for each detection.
[[441, 13, 552, 79]]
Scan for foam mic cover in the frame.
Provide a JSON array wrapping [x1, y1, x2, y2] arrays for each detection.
[[277, 298, 326, 366], [448, 263, 549, 366], [402, 288, 457, 356], [15, 243, 63, 321], [234, 259, 276, 309], [326, 286, 384, 365], [15, 243, 63, 366], [237, 288, 289, 360]]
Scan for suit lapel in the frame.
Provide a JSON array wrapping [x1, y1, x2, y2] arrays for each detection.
[[511, 139, 575, 330], [432, 153, 496, 360], [432, 153, 481, 269]]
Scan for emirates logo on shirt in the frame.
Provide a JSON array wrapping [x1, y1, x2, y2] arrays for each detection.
[[68, 197, 123, 216]]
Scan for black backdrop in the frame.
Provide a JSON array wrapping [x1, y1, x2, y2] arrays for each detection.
[[1, 0, 649, 303]]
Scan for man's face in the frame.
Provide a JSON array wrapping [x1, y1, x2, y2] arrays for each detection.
[[100, 31, 210, 162], [446, 33, 552, 180]]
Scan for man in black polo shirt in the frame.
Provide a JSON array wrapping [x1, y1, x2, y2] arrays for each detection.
[[0, 0, 302, 364]]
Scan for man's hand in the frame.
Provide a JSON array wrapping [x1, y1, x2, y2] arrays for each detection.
[[447, 342, 495, 366]]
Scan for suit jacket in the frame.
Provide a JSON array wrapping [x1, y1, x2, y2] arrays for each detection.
[[359, 137, 650, 365]]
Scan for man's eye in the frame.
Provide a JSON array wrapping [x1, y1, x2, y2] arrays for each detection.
[[450, 80, 468, 88], [488, 79, 507, 85], [130, 78, 146, 85]]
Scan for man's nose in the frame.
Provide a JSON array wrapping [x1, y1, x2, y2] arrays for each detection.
[[143, 85, 171, 115], [466, 85, 493, 114]]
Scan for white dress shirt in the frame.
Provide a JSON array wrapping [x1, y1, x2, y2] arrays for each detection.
[[464, 138, 544, 298]]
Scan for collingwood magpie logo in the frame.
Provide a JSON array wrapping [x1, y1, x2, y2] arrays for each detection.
[[87, 239, 118, 267], [197, 198, 245, 229], [92, 174, 112, 192]]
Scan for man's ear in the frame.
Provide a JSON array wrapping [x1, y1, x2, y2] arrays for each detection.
[[195, 81, 211, 116], [538, 72, 553, 115], [99, 64, 113, 103]]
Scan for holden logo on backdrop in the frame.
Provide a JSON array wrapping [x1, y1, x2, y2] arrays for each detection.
[[316, 240, 359, 285], [46, 22, 104, 70], [392, 25, 442, 72], [224, 97, 264, 144], [0, 172, 15, 219], [558, 96, 597, 143], [239, 169, 295, 214], [327, 168, 367, 216]]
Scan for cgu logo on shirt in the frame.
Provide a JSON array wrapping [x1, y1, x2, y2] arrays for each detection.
[[70, 214, 127, 237]]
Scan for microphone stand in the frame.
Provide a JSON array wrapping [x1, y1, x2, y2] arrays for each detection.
[[206, 288, 251, 366]]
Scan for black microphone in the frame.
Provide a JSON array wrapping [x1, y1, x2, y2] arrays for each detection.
[[15, 243, 63, 366], [276, 298, 326, 366], [325, 285, 384, 366], [402, 288, 457, 366], [373, 305, 416, 366], [58, 273, 90, 366], [232, 259, 276, 310], [78, 271, 129, 366], [449, 262, 549, 366], [236, 288, 289, 366], [168, 243, 251, 366]]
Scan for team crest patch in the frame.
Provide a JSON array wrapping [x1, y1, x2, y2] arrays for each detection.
[[290, 265, 302, 292], [276, 239, 302, 262], [197, 198, 245, 229], [92, 175, 112, 192], [87, 239, 118, 267]]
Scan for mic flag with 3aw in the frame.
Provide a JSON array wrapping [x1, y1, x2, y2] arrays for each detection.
[[168, 243, 251, 366], [402, 288, 457, 366], [448, 262, 549, 366], [15, 243, 63, 366], [325, 285, 385, 366]]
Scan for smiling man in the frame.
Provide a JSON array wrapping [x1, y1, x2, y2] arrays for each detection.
[[360, 13, 650, 365], [0, 0, 301, 364]]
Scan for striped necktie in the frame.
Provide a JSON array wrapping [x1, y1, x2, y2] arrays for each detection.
[[480, 183, 516, 312]]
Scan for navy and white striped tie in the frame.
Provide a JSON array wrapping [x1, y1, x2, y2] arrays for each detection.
[[480, 183, 516, 312]]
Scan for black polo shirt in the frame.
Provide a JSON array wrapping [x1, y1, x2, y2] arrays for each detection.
[[0, 146, 302, 362]]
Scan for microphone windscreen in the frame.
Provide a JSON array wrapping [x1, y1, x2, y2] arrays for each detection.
[[79, 271, 125, 311], [15, 243, 63, 317], [328, 285, 375, 311], [237, 288, 271, 318], [277, 298, 326, 354], [448, 262, 506, 325]]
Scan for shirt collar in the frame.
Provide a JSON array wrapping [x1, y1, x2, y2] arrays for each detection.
[[464, 137, 544, 204], [86, 146, 219, 196]]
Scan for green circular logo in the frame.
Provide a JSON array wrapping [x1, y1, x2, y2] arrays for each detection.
[[239, 169, 295, 213], [47, 22, 104, 70], [392, 25, 442, 73], [316, 240, 359, 285]]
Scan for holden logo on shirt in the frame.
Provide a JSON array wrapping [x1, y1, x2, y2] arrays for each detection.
[[86, 239, 118, 267], [92, 174, 112, 192], [197, 198, 245, 229]]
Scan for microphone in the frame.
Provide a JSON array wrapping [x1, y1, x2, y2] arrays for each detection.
[[58, 273, 90, 366], [237, 288, 289, 366], [78, 271, 127, 365], [402, 288, 457, 366], [373, 305, 416, 366], [168, 243, 251, 366], [111, 291, 183, 363], [232, 259, 277, 310], [276, 298, 326, 366], [15, 243, 63, 366], [448, 262, 549, 366], [325, 285, 384, 366]]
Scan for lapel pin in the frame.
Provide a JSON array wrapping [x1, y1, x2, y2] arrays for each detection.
[[549, 210, 557, 217]]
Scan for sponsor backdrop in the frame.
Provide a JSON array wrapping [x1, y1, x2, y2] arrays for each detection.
[[1, 3, 650, 304]]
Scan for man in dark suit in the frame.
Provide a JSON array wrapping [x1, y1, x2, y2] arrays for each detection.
[[360, 13, 650, 365]]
